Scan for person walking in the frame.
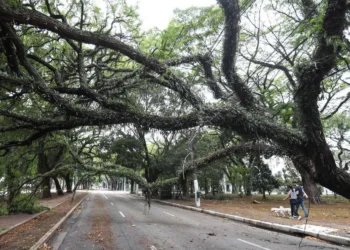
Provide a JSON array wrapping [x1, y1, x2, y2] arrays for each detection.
[[295, 182, 309, 220], [284, 184, 300, 220]]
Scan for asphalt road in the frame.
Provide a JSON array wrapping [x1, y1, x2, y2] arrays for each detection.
[[47, 191, 349, 250]]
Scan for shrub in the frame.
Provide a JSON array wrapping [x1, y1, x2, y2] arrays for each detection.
[[0, 204, 8, 216], [8, 194, 45, 214]]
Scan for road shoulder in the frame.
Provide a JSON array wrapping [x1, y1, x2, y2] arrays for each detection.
[[152, 198, 350, 247]]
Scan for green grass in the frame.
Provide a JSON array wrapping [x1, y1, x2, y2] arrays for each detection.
[[0, 203, 8, 216]]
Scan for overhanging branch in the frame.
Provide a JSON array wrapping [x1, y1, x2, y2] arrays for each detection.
[[218, 0, 256, 108]]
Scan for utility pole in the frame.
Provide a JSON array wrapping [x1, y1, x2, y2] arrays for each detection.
[[189, 129, 200, 207], [193, 174, 200, 207]]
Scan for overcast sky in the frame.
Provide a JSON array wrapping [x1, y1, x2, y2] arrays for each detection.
[[126, 0, 216, 30]]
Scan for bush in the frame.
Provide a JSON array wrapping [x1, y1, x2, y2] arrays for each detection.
[[8, 194, 45, 214], [0, 204, 8, 216]]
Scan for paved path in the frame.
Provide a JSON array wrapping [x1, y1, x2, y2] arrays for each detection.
[[48, 191, 348, 250], [0, 191, 84, 232]]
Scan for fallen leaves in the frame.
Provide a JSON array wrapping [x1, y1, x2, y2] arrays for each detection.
[[167, 196, 350, 229], [84, 196, 114, 248], [38, 243, 52, 250], [0, 194, 87, 250]]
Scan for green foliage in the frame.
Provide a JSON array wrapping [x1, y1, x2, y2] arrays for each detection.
[[111, 134, 145, 169], [8, 194, 45, 214], [277, 0, 327, 45], [282, 162, 301, 187], [0, 204, 8, 216], [324, 113, 350, 136], [1, 0, 349, 201], [251, 160, 280, 195], [141, 6, 223, 60]]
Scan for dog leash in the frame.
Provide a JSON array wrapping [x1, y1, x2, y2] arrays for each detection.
[[298, 197, 311, 248]]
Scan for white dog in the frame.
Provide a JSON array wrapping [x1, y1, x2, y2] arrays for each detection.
[[271, 206, 291, 217]]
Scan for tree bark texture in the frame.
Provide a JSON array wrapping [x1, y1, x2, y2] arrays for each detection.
[[130, 180, 135, 193], [65, 174, 72, 193], [53, 176, 64, 195], [291, 157, 322, 204], [41, 176, 51, 199], [302, 173, 322, 204], [38, 138, 51, 198], [181, 175, 188, 198]]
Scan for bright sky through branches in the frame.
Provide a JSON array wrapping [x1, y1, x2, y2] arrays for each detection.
[[126, 0, 216, 30]]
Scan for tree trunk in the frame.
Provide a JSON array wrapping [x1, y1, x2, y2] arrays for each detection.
[[294, 39, 350, 199], [238, 181, 243, 195], [262, 189, 266, 199], [130, 180, 135, 194], [105, 175, 111, 189], [204, 177, 209, 194], [292, 157, 322, 204], [145, 167, 160, 183], [42, 177, 52, 198], [6, 164, 18, 213], [302, 172, 322, 204], [82, 180, 88, 190], [245, 175, 252, 196], [231, 180, 237, 194], [53, 176, 64, 195], [65, 174, 72, 193], [181, 175, 188, 198], [313, 147, 350, 199], [38, 138, 51, 198]]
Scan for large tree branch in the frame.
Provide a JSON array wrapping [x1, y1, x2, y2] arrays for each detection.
[[322, 91, 350, 120], [198, 54, 223, 99], [292, 0, 350, 199], [0, 3, 202, 107], [139, 73, 203, 106], [0, 23, 21, 76], [27, 54, 62, 86], [164, 55, 202, 66], [218, 0, 256, 108], [0, 104, 306, 154], [240, 53, 297, 88], [294, 0, 347, 142], [166, 54, 223, 99], [0, 4, 160, 74], [301, 0, 319, 18], [202, 108, 305, 149], [183, 142, 290, 176]]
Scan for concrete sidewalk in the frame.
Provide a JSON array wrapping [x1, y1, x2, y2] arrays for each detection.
[[153, 198, 350, 247], [0, 191, 85, 234]]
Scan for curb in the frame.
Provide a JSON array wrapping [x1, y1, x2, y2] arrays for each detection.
[[154, 200, 350, 247], [0, 194, 77, 237], [30, 193, 89, 250]]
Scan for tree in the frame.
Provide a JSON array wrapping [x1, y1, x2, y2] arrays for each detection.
[[251, 160, 280, 199], [325, 113, 350, 171], [0, 0, 350, 201]]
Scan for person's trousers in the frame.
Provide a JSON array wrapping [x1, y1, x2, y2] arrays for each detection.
[[296, 199, 309, 217], [290, 199, 298, 216]]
